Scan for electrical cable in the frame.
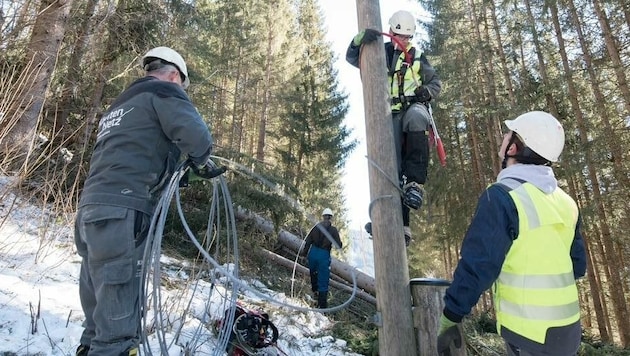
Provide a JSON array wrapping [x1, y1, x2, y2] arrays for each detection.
[[137, 156, 360, 355]]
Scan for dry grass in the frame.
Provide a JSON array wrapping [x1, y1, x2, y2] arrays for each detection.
[[0, 61, 85, 262]]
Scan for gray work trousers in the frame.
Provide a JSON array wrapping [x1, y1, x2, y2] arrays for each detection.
[[392, 102, 431, 182], [74, 205, 149, 356], [392, 103, 431, 226]]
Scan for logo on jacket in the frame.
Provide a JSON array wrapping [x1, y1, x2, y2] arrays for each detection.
[[96, 107, 135, 141]]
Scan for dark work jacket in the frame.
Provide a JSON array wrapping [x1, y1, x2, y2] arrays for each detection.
[[79, 77, 213, 214], [304, 221, 342, 253]]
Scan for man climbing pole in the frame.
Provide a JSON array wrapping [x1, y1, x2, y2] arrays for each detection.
[[346, 10, 442, 246]]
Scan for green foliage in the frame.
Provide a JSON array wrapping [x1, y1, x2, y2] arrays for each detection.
[[330, 316, 378, 356], [8, 0, 630, 350], [271, 0, 356, 231], [578, 343, 630, 356], [469, 312, 497, 334], [161, 187, 216, 259], [4, 0, 355, 234], [219, 149, 305, 228], [579, 332, 630, 355]]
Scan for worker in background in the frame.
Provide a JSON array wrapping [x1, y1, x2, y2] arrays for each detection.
[[346, 10, 442, 246], [437, 112, 587, 356], [302, 208, 343, 309]]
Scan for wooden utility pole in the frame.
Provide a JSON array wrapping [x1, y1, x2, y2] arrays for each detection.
[[354, 1, 417, 355]]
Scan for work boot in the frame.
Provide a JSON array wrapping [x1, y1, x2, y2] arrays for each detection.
[[124, 347, 138, 356], [76, 345, 89, 356], [403, 182, 424, 210], [403, 226, 412, 247], [317, 291, 328, 309]]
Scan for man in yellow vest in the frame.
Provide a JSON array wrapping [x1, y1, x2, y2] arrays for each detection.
[[437, 111, 587, 355], [346, 10, 442, 246]]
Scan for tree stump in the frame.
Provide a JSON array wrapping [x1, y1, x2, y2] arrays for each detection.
[[410, 278, 467, 355]]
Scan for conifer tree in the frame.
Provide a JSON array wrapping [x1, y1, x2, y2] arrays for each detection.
[[275, 0, 356, 226]]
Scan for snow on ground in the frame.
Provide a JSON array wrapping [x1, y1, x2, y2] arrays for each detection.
[[0, 176, 364, 356]]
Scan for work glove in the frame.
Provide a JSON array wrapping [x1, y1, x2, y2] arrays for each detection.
[[352, 29, 381, 46], [414, 85, 432, 103], [180, 163, 227, 187], [191, 164, 227, 179], [437, 314, 463, 356]]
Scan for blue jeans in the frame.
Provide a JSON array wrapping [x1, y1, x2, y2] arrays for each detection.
[[74, 205, 148, 356], [307, 246, 331, 293]]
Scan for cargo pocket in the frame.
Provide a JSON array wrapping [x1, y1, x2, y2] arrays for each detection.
[[82, 206, 134, 262], [102, 258, 134, 321], [82, 205, 128, 225]]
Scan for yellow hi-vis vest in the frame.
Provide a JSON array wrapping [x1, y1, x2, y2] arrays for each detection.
[[390, 44, 422, 111], [494, 180, 580, 344]]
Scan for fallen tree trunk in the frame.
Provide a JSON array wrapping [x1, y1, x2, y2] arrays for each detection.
[[257, 248, 377, 305], [236, 207, 376, 296]]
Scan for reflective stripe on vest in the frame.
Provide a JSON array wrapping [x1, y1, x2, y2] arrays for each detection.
[[389, 44, 422, 111], [500, 299, 580, 321], [494, 181, 580, 344], [498, 270, 576, 289]]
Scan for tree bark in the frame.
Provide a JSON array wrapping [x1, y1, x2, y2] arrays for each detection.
[[565, 168, 610, 342], [256, 20, 274, 162], [469, 0, 501, 175], [488, 1, 516, 105], [592, 0, 630, 117], [523, 0, 558, 115], [5, 0, 74, 166], [56, 0, 100, 131], [229, 44, 244, 151], [560, 0, 630, 345]]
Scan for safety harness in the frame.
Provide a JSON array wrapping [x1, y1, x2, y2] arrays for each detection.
[[389, 44, 422, 111], [398, 46, 415, 110]]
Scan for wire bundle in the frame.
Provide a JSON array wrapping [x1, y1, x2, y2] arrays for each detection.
[[138, 157, 358, 355]]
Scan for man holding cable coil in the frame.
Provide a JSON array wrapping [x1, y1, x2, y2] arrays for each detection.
[[74, 46, 217, 356]]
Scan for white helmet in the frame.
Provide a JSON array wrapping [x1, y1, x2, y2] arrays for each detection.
[[142, 46, 190, 89], [504, 111, 565, 162], [389, 10, 416, 36], [322, 208, 334, 217]]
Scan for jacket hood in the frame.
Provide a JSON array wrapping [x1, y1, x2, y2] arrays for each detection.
[[497, 164, 558, 194]]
